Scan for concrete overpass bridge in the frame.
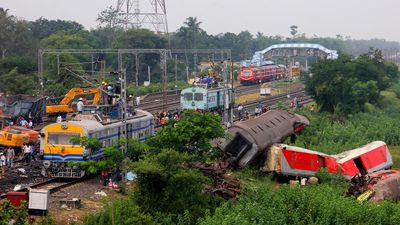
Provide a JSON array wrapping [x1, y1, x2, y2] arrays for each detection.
[[242, 43, 338, 70]]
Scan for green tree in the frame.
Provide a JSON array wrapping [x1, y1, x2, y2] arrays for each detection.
[[146, 110, 225, 155], [97, 6, 119, 28], [177, 17, 204, 48], [39, 31, 95, 96], [84, 199, 156, 225], [305, 50, 399, 114], [290, 25, 298, 39], [30, 17, 84, 40], [131, 149, 220, 224], [0, 8, 33, 59], [0, 68, 36, 95]]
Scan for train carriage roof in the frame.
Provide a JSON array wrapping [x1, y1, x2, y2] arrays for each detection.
[[227, 110, 309, 151], [333, 141, 389, 164], [41, 109, 153, 133]]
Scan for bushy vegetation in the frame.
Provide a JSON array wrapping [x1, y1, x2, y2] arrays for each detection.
[[199, 184, 400, 225], [294, 103, 400, 155], [127, 81, 189, 96], [147, 110, 225, 154], [84, 199, 155, 225], [131, 149, 221, 224], [305, 49, 399, 115], [0, 201, 29, 225]]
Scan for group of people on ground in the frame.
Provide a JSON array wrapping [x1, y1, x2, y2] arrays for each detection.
[[155, 109, 182, 127], [237, 103, 271, 121], [0, 147, 15, 178], [289, 96, 303, 109]]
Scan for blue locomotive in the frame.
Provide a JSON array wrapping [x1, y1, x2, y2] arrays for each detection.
[[180, 83, 234, 111]]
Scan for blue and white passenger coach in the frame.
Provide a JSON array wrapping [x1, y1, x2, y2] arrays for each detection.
[[40, 109, 154, 178]]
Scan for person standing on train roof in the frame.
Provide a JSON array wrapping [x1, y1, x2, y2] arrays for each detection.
[[99, 81, 108, 105], [77, 97, 84, 114], [56, 114, 62, 123], [127, 95, 134, 114]]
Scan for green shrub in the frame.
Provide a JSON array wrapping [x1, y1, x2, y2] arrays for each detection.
[[199, 184, 400, 225], [131, 149, 222, 224], [315, 168, 346, 185], [83, 199, 156, 225]]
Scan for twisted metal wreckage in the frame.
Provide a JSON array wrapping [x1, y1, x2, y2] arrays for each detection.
[[216, 110, 398, 202]]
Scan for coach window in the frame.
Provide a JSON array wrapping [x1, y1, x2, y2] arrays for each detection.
[[48, 132, 80, 145], [194, 93, 203, 101], [184, 93, 193, 101]]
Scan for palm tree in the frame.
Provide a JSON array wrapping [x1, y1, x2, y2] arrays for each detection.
[[177, 17, 203, 48]]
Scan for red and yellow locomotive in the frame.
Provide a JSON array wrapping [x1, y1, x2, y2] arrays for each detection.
[[239, 64, 287, 85]]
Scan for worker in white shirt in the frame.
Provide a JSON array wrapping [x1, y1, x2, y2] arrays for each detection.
[[77, 97, 84, 114]]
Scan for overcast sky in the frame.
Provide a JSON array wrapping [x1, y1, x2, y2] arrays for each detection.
[[1, 0, 399, 41]]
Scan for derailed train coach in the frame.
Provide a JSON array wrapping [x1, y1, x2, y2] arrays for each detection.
[[261, 141, 393, 179], [222, 110, 309, 167]]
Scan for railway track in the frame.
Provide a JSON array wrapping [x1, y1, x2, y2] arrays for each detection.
[[139, 84, 275, 114], [0, 178, 84, 199]]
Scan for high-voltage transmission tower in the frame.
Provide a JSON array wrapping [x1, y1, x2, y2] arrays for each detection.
[[114, 0, 169, 34]]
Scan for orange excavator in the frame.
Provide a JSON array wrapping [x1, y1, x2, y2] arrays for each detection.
[[46, 87, 101, 116]]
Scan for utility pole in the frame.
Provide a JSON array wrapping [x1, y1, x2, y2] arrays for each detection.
[[174, 54, 178, 89], [57, 54, 60, 76], [135, 54, 139, 86], [91, 55, 94, 76], [230, 58, 234, 126], [147, 65, 151, 83], [119, 68, 128, 182]]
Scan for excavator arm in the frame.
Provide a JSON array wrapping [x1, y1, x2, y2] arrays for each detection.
[[46, 87, 102, 115]]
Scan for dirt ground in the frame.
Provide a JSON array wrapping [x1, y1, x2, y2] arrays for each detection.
[[235, 81, 304, 105], [38, 176, 131, 225]]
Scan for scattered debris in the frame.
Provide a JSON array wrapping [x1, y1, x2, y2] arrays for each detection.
[[348, 170, 400, 203], [189, 161, 240, 200], [94, 191, 107, 197], [13, 184, 22, 191], [59, 198, 81, 209], [17, 168, 26, 174], [126, 171, 137, 181]]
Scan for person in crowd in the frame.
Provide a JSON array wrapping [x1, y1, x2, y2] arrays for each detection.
[[6, 147, 15, 168], [100, 81, 108, 105], [30, 144, 36, 162], [23, 144, 31, 163], [294, 96, 298, 108], [309, 104, 316, 112], [244, 111, 250, 120], [0, 152, 6, 178], [254, 106, 261, 118], [160, 114, 166, 127], [77, 97, 84, 114], [20, 117, 28, 127], [238, 104, 244, 120], [28, 120, 33, 129], [127, 95, 134, 114], [56, 114, 62, 123], [135, 96, 141, 107], [107, 84, 113, 104]]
